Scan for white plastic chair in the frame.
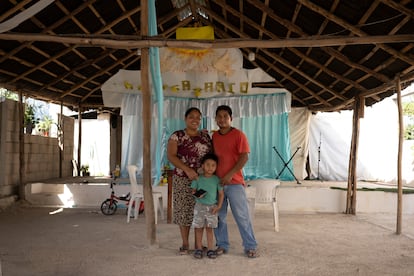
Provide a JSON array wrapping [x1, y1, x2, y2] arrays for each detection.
[[127, 165, 164, 224], [126, 165, 144, 223], [247, 179, 280, 232]]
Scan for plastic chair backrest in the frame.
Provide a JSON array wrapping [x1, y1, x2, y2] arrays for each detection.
[[253, 180, 278, 204], [127, 165, 143, 194]]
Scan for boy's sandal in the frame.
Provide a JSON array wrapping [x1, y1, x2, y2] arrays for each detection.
[[207, 250, 217, 259], [245, 249, 258, 258], [179, 246, 188, 255], [193, 249, 203, 259]]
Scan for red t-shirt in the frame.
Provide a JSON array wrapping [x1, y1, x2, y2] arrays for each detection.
[[212, 128, 250, 185]]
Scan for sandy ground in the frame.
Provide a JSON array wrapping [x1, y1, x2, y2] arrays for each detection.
[[1, 202, 414, 276]]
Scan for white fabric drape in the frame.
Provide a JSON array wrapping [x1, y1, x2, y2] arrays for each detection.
[[163, 93, 290, 119], [120, 93, 291, 180], [0, 0, 55, 33]]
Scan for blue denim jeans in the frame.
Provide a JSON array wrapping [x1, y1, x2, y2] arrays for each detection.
[[214, 184, 257, 251]]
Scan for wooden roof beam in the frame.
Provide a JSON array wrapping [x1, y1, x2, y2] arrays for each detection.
[[253, 53, 307, 106], [0, 0, 31, 22], [80, 54, 141, 103], [245, 0, 392, 84], [10, 1, 142, 93], [380, 0, 414, 19], [213, 27, 309, 106], [208, 3, 347, 102], [260, 49, 332, 107], [188, 0, 200, 22], [37, 49, 118, 94], [0, 0, 96, 64], [3, 32, 414, 49], [299, 0, 414, 67], [312, 70, 414, 112], [115, 0, 140, 34], [243, 0, 388, 102], [58, 49, 139, 100], [297, 0, 348, 95]]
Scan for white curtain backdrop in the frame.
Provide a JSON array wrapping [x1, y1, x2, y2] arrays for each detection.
[[119, 93, 292, 181], [307, 97, 414, 185]]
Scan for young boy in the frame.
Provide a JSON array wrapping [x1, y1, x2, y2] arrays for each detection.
[[191, 153, 224, 259]]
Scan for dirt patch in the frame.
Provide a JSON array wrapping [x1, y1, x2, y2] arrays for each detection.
[[1, 203, 414, 276]]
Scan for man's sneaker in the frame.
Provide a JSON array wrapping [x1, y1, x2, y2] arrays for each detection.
[[215, 247, 228, 255]]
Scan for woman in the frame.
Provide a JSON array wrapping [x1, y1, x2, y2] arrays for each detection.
[[167, 107, 212, 254]]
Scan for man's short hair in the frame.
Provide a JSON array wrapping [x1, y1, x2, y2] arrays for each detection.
[[215, 105, 232, 117]]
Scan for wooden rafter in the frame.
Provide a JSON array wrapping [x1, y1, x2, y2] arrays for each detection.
[[1, 0, 414, 111]]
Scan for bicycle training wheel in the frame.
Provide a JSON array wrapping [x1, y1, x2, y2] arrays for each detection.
[[101, 199, 117, 215]]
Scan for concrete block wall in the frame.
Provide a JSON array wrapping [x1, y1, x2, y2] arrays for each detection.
[[0, 99, 74, 200], [0, 99, 19, 197], [23, 135, 60, 182]]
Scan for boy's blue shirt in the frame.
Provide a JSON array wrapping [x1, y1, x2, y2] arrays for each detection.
[[191, 175, 222, 205]]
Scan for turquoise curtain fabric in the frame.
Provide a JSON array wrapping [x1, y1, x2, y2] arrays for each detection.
[[162, 93, 293, 181], [121, 93, 293, 181], [148, 0, 163, 183], [241, 113, 293, 180]]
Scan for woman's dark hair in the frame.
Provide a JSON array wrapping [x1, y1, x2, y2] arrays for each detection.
[[185, 107, 201, 117], [215, 105, 232, 117], [202, 153, 218, 164]]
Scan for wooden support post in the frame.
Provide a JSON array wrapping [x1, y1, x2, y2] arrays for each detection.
[[59, 101, 63, 178], [346, 96, 364, 214], [141, 0, 157, 245], [77, 107, 82, 176], [396, 77, 403, 235], [18, 92, 25, 200]]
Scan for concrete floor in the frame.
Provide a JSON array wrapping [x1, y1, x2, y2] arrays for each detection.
[[1, 203, 414, 276]]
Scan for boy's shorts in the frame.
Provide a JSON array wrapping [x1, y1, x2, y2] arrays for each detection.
[[192, 202, 218, 228]]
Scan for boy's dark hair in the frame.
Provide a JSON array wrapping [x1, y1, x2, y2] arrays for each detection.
[[215, 105, 232, 118], [202, 153, 218, 164], [185, 107, 201, 117]]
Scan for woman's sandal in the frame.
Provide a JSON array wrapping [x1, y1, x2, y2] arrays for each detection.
[[206, 250, 217, 259], [193, 249, 203, 259], [245, 249, 258, 258], [179, 246, 188, 255]]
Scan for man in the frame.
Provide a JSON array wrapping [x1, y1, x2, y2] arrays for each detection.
[[212, 105, 258, 258]]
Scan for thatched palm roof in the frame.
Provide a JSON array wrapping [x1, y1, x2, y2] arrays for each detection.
[[1, 0, 414, 112]]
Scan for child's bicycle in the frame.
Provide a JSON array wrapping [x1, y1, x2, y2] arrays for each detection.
[[100, 178, 144, 216]]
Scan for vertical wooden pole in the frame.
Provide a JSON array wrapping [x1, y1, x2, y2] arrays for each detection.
[[346, 96, 363, 214], [396, 77, 403, 235], [77, 107, 82, 176], [18, 92, 25, 200], [141, 0, 157, 245], [59, 101, 63, 178]]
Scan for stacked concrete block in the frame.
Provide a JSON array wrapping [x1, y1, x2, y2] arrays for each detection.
[[24, 135, 60, 182], [0, 99, 74, 200], [0, 99, 20, 197]]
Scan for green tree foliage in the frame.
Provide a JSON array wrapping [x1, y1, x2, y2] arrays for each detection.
[[0, 88, 18, 101], [403, 101, 414, 140], [403, 101, 414, 117]]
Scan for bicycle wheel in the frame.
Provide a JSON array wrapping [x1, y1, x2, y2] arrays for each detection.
[[101, 199, 117, 215]]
